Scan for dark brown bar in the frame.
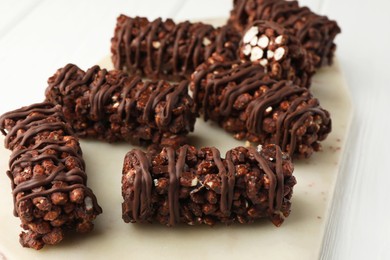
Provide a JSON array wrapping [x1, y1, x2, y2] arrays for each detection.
[[190, 58, 331, 159], [238, 20, 315, 88], [229, 0, 341, 67], [45, 64, 196, 148], [122, 144, 296, 226], [0, 102, 102, 250], [111, 15, 241, 81]]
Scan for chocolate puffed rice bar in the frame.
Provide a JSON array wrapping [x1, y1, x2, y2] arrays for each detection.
[[45, 64, 196, 148], [239, 20, 314, 88], [122, 144, 296, 226], [229, 0, 341, 67], [111, 15, 241, 81], [190, 59, 331, 158], [0, 102, 102, 250]]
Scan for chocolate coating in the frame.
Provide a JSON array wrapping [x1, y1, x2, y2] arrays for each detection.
[[229, 0, 341, 67], [45, 64, 196, 147], [190, 59, 331, 158], [122, 144, 296, 226], [0, 102, 102, 250], [111, 15, 241, 81]]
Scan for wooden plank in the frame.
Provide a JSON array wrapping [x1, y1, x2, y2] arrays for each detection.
[[320, 0, 390, 259]]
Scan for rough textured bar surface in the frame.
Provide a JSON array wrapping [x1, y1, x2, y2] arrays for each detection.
[[111, 15, 241, 81], [0, 102, 102, 250], [229, 0, 341, 67], [122, 144, 296, 226], [190, 59, 331, 158], [46, 64, 196, 147], [239, 20, 314, 88]]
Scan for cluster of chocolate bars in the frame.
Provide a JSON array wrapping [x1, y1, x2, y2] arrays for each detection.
[[0, 0, 340, 250]]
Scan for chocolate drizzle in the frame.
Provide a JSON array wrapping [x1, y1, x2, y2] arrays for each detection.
[[223, 150, 236, 215], [46, 64, 196, 145], [190, 60, 331, 158], [246, 81, 304, 131], [130, 149, 153, 222], [248, 146, 283, 212], [122, 144, 294, 226], [111, 15, 241, 81], [166, 147, 178, 226], [211, 147, 235, 216], [1, 104, 66, 148]]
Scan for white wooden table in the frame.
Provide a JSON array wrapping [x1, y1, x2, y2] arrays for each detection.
[[0, 0, 389, 259]]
